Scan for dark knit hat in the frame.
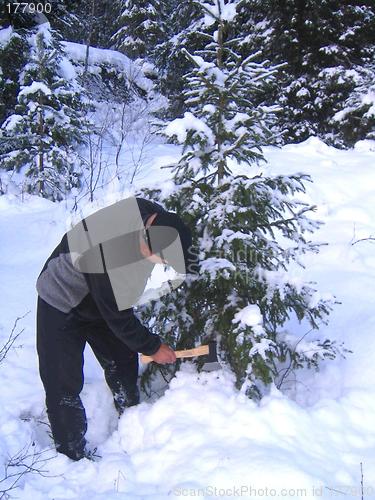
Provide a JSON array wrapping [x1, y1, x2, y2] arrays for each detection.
[[146, 211, 197, 274]]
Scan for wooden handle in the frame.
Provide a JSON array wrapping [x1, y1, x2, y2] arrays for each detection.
[[141, 344, 209, 364]]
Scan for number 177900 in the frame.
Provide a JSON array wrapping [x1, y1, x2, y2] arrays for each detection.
[[6, 3, 52, 14]]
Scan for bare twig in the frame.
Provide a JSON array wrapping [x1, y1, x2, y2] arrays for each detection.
[[129, 126, 153, 185], [324, 486, 346, 496], [114, 470, 126, 493], [351, 236, 375, 246], [276, 327, 315, 390], [0, 442, 57, 499], [0, 312, 30, 364], [350, 223, 375, 246]]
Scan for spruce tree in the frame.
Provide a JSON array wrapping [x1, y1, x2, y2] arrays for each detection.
[[0, 26, 29, 127], [332, 59, 375, 146], [140, 0, 340, 399], [47, 0, 121, 48], [245, 0, 375, 146], [112, 0, 164, 59], [154, 0, 207, 118], [0, 23, 91, 200]]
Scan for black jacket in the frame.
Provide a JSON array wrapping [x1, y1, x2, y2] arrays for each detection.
[[36, 198, 166, 355]]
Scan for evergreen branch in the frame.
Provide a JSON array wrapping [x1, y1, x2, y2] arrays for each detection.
[[194, 0, 220, 23], [193, 31, 215, 42], [260, 205, 316, 231], [223, 132, 249, 158], [181, 48, 219, 93]]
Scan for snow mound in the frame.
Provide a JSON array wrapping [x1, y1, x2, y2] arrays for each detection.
[[63, 41, 153, 93]]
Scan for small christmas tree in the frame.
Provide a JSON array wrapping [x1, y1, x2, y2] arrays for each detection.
[[0, 23, 91, 200], [140, 0, 341, 399]]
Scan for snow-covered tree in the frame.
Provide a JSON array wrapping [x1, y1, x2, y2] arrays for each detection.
[[0, 27, 29, 127], [250, 0, 375, 146], [112, 0, 164, 59], [140, 0, 340, 399], [332, 59, 375, 145], [160, 0, 283, 178], [153, 0, 206, 118], [43, 0, 121, 48], [0, 23, 91, 200]]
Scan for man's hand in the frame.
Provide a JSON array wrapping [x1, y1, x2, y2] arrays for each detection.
[[150, 343, 176, 364]]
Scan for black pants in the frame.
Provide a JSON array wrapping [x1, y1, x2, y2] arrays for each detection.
[[36, 296, 140, 460]]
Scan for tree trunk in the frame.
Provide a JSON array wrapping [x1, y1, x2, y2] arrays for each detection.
[[84, 0, 96, 75], [37, 102, 44, 196], [216, 11, 226, 184]]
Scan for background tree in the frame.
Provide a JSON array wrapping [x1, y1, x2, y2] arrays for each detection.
[[239, 0, 375, 146], [139, 0, 340, 399], [111, 0, 165, 59], [46, 0, 121, 48], [0, 27, 29, 128], [329, 42, 375, 146], [0, 23, 91, 200], [153, 0, 207, 118]]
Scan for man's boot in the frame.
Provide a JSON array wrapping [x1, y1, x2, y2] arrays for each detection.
[[48, 395, 88, 461], [113, 385, 140, 416]]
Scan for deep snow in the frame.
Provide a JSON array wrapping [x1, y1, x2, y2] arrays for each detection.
[[0, 137, 375, 499]]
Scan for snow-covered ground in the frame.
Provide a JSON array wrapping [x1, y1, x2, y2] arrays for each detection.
[[0, 138, 375, 499]]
